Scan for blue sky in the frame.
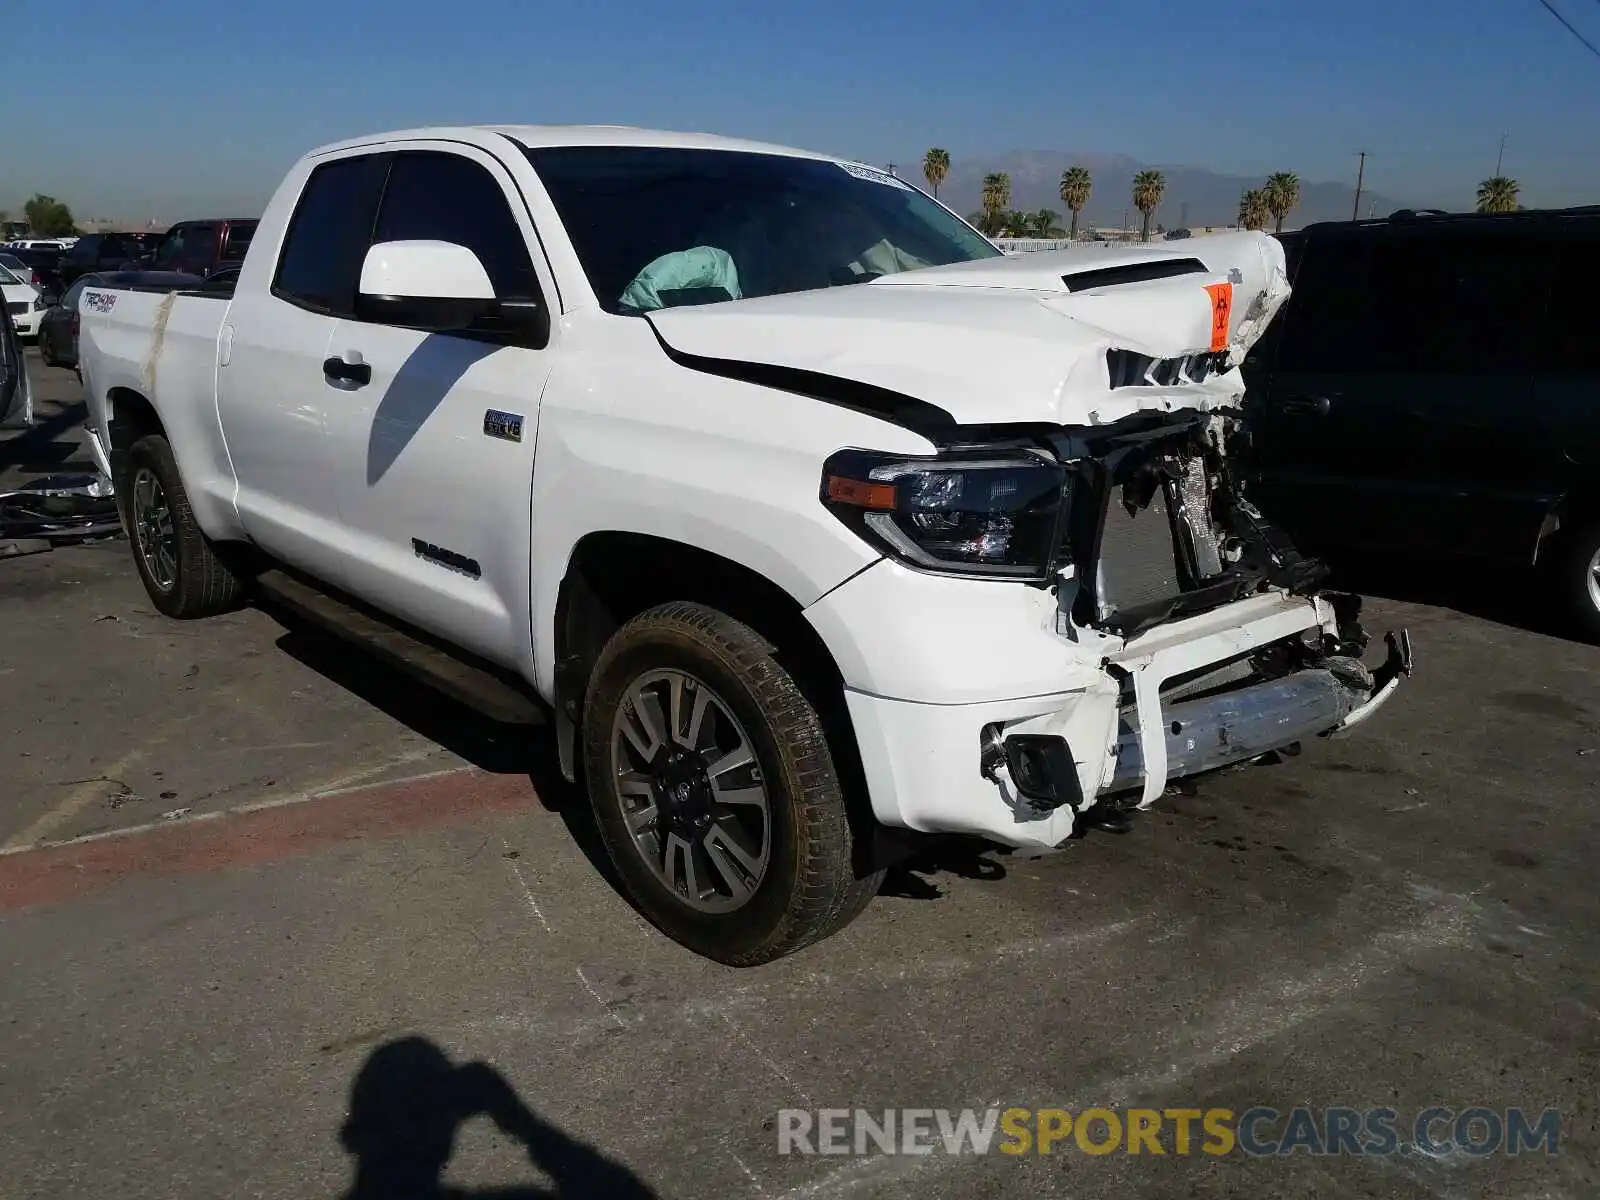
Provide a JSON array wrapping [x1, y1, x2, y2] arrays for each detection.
[[3, 0, 1598, 222]]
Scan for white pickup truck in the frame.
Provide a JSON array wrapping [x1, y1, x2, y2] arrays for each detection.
[[79, 125, 1409, 964]]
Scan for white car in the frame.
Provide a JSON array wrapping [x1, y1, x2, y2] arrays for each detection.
[[0, 264, 44, 338], [76, 125, 1409, 964]]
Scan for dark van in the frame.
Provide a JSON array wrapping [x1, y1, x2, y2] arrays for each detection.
[[1243, 206, 1600, 637]]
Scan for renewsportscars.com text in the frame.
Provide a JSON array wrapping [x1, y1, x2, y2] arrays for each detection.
[[777, 1106, 1561, 1158]]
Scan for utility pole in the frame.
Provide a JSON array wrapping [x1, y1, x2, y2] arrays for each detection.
[[885, 162, 897, 178], [1351, 151, 1366, 221], [1494, 132, 1506, 177]]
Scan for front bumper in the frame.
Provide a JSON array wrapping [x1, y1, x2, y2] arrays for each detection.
[[830, 585, 1409, 849], [10, 309, 39, 337]]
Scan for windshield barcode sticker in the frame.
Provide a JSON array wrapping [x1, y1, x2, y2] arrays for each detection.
[[838, 162, 910, 190]]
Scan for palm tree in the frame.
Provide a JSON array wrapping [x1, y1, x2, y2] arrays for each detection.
[[1476, 176, 1520, 213], [980, 172, 1011, 235], [1264, 171, 1301, 233], [1237, 188, 1271, 231], [922, 148, 950, 199], [1031, 208, 1064, 237], [1131, 170, 1165, 242], [1058, 166, 1092, 240]]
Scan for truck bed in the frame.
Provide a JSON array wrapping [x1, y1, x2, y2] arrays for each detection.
[[78, 281, 237, 533]]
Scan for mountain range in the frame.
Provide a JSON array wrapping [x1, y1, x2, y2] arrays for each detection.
[[898, 151, 1405, 231]]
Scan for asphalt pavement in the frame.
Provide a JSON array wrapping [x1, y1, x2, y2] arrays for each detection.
[[2, 352, 1598, 1199]]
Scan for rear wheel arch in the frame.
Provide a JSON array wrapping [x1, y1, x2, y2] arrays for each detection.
[[106, 387, 165, 458], [105, 388, 166, 522]]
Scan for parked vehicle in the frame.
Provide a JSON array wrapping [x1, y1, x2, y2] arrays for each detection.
[[0, 263, 45, 339], [39, 271, 205, 369], [0, 254, 35, 287], [0, 247, 65, 301], [0, 295, 31, 428], [78, 126, 1408, 964], [57, 232, 159, 288], [145, 218, 258, 278], [1244, 206, 1600, 637], [6, 238, 72, 252]]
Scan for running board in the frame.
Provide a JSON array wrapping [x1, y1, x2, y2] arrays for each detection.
[[254, 568, 545, 726]]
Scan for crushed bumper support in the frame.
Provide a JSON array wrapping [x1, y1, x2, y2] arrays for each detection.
[[1104, 666, 1365, 795], [996, 593, 1412, 827]]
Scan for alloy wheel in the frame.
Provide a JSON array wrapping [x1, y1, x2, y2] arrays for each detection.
[[1588, 544, 1600, 618], [131, 467, 177, 592], [609, 668, 772, 913]]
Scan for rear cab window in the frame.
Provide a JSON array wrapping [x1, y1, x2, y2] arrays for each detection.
[[272, 154, 391, 316]]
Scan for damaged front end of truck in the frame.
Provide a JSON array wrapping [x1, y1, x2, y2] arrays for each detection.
[[989, 401, 1412, 825], [651, 230, 1411, 847]]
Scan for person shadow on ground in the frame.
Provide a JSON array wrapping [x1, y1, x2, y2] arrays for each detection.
[[339, 1037, 658, 1199]]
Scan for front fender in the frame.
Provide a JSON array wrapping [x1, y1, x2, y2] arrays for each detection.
[[529, 332, 933, 698]]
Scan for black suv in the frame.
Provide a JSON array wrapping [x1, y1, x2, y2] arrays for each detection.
[[1243, 206, 1600, 637], [57, 232, 159, 287]]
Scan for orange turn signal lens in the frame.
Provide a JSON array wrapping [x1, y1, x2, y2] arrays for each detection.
[[825, 476, 897, 509]]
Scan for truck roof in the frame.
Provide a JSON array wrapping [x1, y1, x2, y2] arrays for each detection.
[[307, 124, 837, 163]]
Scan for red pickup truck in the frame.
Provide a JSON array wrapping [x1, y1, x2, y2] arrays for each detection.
[[144, 218, 258, 278]]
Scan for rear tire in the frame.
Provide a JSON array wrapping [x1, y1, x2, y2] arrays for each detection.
[[123, 434, 246, 619], [582, 601, 882, 965]]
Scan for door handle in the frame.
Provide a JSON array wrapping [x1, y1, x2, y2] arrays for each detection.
[[323, 355, 371, 387], [1280, 394, 1331, 416]]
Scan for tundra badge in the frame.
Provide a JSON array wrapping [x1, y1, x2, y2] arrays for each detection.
[[483, 409, 524, 442]]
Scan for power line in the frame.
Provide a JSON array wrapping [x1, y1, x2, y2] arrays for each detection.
[[1536, 0, 1600, 59]]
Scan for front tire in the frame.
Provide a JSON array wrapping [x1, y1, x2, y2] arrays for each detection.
[[123, 434, 246, 619], [1555, 518, 1600, 643], [582, 602, 881, 965]]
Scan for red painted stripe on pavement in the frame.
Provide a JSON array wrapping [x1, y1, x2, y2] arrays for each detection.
[[0, 770, 540, 912]]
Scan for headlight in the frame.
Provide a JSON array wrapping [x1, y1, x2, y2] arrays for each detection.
[[33, 298, 46, 311], [821, 448, 1070, 580]]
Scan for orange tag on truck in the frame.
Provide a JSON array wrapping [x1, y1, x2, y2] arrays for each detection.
[[1204, 282, 1234, 352]]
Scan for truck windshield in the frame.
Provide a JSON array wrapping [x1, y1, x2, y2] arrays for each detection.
[[522, 145, 999, 314]]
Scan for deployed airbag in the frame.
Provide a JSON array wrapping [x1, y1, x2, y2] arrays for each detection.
[[620, 246, 742, 311]]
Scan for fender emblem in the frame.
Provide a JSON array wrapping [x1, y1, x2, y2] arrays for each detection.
[[483, 409, 524, 442]]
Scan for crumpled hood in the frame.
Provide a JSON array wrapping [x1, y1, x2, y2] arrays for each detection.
[[645, 231, 1289, 429]]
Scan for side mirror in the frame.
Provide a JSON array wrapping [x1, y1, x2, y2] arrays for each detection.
[[356, 240, 499, 332]]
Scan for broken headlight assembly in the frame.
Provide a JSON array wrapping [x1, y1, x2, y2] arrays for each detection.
[[820, 449, 1069, 580]]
